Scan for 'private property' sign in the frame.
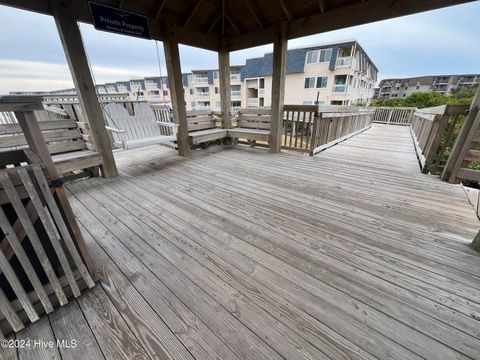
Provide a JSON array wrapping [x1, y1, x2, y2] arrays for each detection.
[[88, 2, 151, 39]]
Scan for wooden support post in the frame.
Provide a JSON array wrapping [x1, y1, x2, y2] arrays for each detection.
[[472, 229, 480, 252], [163, 28, 191, 157], [218, 47, 232, 129], [51, 0, 118, 177], [442, 89, 480, 182], [270, 22, 288, 153]]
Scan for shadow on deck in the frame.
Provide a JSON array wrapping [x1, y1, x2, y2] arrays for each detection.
[[7, 124, 480, 360]]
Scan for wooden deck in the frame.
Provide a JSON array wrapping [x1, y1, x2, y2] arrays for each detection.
[[4, 124, 480, 360]]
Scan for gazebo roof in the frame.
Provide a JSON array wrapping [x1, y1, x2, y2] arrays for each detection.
[[1, 0, 474, 51]]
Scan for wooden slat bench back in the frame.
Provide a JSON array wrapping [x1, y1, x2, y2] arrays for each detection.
[[0, 107, 102, 177], [187, 110, 227, 145]]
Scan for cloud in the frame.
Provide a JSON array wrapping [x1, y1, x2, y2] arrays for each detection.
[[0, 58, 163, 94]]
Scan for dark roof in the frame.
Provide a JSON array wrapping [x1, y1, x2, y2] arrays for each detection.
[[241, 41, 377, 80]]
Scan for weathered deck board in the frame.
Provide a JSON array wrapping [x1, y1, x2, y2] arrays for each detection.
[[3, 124, 479, 359]]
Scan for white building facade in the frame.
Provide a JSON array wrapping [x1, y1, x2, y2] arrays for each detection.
[[376, 74, 480, 100], [13, 40, 378, 109]]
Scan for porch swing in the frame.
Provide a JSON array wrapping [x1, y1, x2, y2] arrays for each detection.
[[99, 41, 178, 150]]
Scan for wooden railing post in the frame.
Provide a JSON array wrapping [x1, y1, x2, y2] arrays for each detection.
[[442, 90, 480, 182], [309, 112, 321, 156]]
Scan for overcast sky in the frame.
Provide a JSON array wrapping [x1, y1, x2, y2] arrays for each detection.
[[0, 2, 479, 94]]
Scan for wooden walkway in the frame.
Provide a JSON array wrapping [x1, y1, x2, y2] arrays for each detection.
[[4, 124, 480, 360]]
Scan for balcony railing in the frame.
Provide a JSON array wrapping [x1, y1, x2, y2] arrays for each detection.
[[230, 74, 241, 80], [195, 92, 210, 97], [194, 77, 208, 83], [231, 90, 241, 97], [247, 98, 259, 107], [333, 85, 346, 93], [258, 89, 265, 97], [335, 57, 351, 68]]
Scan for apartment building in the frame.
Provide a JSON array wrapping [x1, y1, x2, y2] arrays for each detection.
[[12, 40, 378, 108], [376, 74, 480, 99], [242, 41, 377, 106]]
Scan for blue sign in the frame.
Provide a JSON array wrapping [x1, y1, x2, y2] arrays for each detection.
[[88, 2, 151, 39]]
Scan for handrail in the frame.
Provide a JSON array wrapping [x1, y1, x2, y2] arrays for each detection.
[[281, 104, 374, 155], [372, 106, 416, 125], [441, 91, 480, 183], [410, 104, 469, 173]]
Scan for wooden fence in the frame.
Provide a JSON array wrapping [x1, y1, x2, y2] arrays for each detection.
[[281, 105, 374, 155], [372, 107, 415, 125], [410, 104, 468, 173]]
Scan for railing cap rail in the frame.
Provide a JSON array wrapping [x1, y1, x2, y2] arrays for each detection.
[[414, 105, 447, 115], [0, 95, 44, 112], [374, 106, 416, 110]]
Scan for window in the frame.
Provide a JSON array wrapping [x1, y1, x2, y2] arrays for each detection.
[[189, 89, 193, 95], [316, 77, 328, 88], [306, 51, 317, 64], [215, 87, 219, 94], [304, 76, 328, 89], [304, 77, 316, 88], [163, 90, 168, 96], [306, 49, 332, 64]]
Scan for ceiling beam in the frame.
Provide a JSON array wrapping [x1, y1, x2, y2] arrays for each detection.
[[205, 11, 222, 34], [154, 0, 167, 19], [228, 0, 474, 51], [279, 0, 293, 22], [183, 0, 203, 28], [243, 0, 265, 29], [318, 0, 326, 13], [225, 13, 241, 34]]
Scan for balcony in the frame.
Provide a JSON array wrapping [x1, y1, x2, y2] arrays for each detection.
[[194, 77, 209, 83], [195, 92, 210, 97], [230, 73, 241, 80], [335, 57, 351, 68], [258, 89, 265, 97], [333, 84, 346, 93], [247, 98, 259, 107], [231, 90, 241, 97]]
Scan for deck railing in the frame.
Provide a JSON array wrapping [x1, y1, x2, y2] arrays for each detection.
[[410, 104, 468, 173], [440, 92, 480, 182], [282, 105, 318, 153], [282, 105, 374, 155], [150, 104, 175, 136], [372, 107, 415, 125], [313, 107, 374, 155]]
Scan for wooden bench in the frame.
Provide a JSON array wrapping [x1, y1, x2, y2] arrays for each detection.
[[104, 103, 177, 149], [228, 108, 271, 144], [187, 110, 228, 145], [0, 107, 102, 178]]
